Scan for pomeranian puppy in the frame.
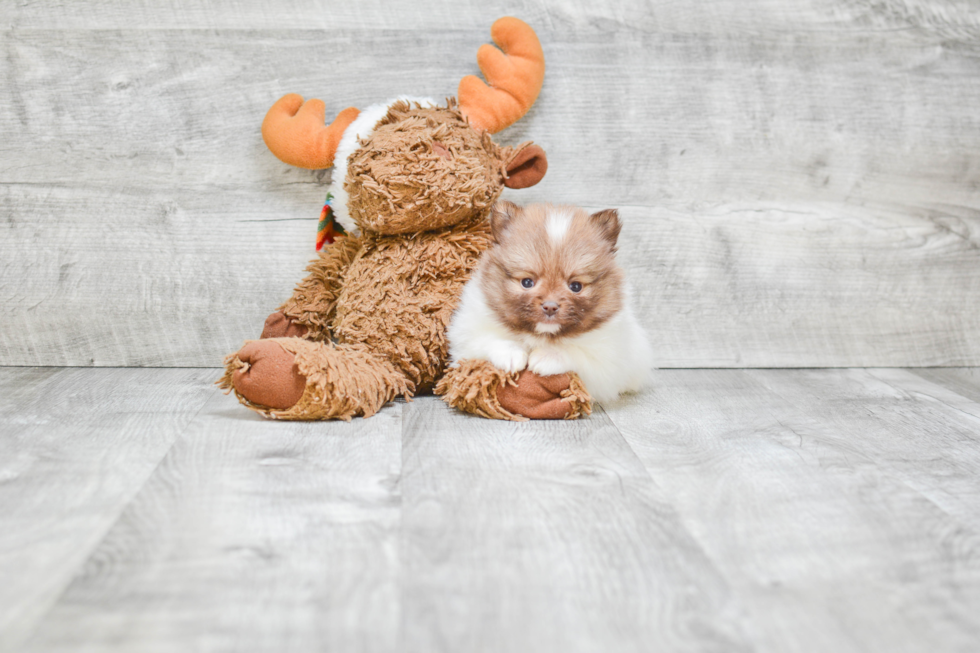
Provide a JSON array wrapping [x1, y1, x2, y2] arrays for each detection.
[[447, 201, 653, 403]]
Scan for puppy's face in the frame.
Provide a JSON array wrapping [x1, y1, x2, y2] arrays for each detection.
[[481, 201, 625, 339]]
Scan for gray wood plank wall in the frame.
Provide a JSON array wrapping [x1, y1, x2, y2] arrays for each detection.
[[2, 1, 978, 367]]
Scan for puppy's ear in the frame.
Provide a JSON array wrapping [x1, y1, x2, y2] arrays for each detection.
[[589, 209, 621, 247], [490, 201, 521, 242]]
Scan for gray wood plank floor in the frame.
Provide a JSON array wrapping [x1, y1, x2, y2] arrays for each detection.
[[0, 368, 216, 652], [4, 367, 980, 653]]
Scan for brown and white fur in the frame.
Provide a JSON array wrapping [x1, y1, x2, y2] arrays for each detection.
[[447, 201, 653, 403]]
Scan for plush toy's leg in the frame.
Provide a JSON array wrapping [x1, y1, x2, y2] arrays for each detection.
[[246, 236, 364, 343], [274, 236, 363, 341], [435, 359, 592, 421], [218, 337, 411, 421]]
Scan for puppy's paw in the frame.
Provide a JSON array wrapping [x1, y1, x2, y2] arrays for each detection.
[[528, 348, 572, 376], [487, 342, 529, 373]]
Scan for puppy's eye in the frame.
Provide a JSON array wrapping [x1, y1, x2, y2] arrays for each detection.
[[521, 278, 535, 289], [569, 281, 583, 293]]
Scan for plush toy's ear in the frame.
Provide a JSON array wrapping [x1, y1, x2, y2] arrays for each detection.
[[262, 94, 360, 169], [490, 200, 522, 242], [503, 144, 547, 189], [589, 209, 622, 247]]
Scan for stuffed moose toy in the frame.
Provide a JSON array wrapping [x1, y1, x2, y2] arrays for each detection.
[[219, 17, 592, 420]]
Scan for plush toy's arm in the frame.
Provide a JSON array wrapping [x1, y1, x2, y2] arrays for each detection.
[[269, 235, 363, 342], [435, 359, 592, 421]]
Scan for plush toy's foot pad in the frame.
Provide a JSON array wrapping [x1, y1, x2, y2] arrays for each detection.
[[498, 370, 592, 419], [228, 340, 307, 409], [261, 311, 309, 339]]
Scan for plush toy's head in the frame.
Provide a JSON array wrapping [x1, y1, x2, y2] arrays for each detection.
[[343, 99, 546, 235], [260, 17, 548, 238]]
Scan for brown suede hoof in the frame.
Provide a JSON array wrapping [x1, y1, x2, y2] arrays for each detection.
[[497, 370, 573, 419], [232, 340, 307, 409], [261, 311, 309, 339]]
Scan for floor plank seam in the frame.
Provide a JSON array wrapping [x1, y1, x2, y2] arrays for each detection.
[[876, 369, 980, 430], [11, 379, 223, 649], [751, 369, 980, 531]]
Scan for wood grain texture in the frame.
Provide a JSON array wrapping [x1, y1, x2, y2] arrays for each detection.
[[4, 0, 979, 36], [0, 185, 320, 366], [3, 368, 980, 651], [0, 367, 215, 653], [910, 367, 980, 405], [20, 387, 403, 653], [398, 398, 751, 653], [622, 202, 980, 367], [602, 368, 980, 653], [2, 2, 979, 366]]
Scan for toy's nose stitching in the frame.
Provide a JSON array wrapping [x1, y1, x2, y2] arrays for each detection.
[[432, 142, 452, 160]]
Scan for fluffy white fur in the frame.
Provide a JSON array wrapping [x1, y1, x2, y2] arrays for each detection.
[[544, 208, 573, 245], [447, 269, 654, 403], [329, 96, 436, 233]]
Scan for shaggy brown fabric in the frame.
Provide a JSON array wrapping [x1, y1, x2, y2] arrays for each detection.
[[224, 99, 572, 421], [221, 337, 410, 421], [278, 234, 364, 341], [558, 372, 592, 419], [347, 100, 506, 235], [221, 217, 494, 420], [332, 219, 494, 389], [435, 358, 524, 421], [435, 361, 592, 420]]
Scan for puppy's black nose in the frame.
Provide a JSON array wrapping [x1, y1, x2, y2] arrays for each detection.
[[542, 302, 559, 316]]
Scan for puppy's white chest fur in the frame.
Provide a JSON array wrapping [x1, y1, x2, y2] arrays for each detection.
[[447, 270, 653, 403]]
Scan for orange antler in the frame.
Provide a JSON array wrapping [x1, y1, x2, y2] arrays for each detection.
[[458, 17, 545, 134], [261, 94, 360, 169]]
